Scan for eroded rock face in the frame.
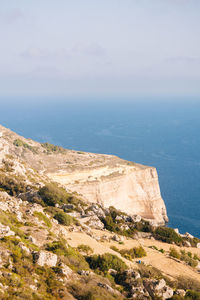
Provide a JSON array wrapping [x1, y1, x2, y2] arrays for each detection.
[[51, 166, 168, 225]]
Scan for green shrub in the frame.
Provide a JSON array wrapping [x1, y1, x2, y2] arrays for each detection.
[[154, 227, 183, 245], [34, 211, 52, 228], [39, 183, 71, 206], [41, 142, 65, 154], [46, 239, 68, 256], [169, 247, 180, 259], [185, 290, 200, 299], [110, 246, 146, 260], [13, 139, 38, 153], [54, 211, 74, 226], [0, 173, 28, 196], [77, 244, 93, 255], [87, 253, 127, 273]]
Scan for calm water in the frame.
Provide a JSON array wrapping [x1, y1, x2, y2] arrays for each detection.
[[1, 99, 200, 237]]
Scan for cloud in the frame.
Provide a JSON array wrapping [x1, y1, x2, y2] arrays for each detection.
[[72, 43, 106, 57], [21, 48, 50, 59], [21, 43, 107, 61], [165, 56, 200, 64], [2, 8, 25, 23]]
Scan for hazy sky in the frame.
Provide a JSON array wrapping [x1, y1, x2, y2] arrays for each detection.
[[0, 0, 200, 99]]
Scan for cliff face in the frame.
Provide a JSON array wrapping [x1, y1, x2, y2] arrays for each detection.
[[48, 165, 168, 225], [0, 124, 168, 225]]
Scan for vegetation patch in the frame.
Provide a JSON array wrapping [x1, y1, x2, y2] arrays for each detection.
[[33, 211, 52, 228], [110, 245, 146, 261], [87, 253, 127, 274], [77, 244, 94, 255], [0, 172, 28, 196], [41, 142, 66, 154], [54, 211, 77, 226], [153, 227, 183, 245], [13, 139, 38, 154]]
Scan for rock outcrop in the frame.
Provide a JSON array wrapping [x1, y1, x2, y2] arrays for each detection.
[[0, 124, 168, 225], [50, 165, 168, 225]]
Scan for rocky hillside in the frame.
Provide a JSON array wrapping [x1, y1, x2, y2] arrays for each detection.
[[0, 124, 167, 225], [0, 124, 200, 299]]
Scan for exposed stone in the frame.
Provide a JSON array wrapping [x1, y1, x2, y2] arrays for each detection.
[[175, 289, 186, 297], [184, 241, 191, 247], [78, 270, 91, 276], [0, 223, 15, 238], [88, 204, 106, 218], [184, 232, 194, 239], [143, 279, 173, 300], [57, 263, 73, 279], [33, 250, 57, 267], [18, 242, 30, 254], [196, 243, 200, 248], [174, 228, 179, 235], [85, 215, 104, 230], [112, 234, 124, 243], [124, 269, 141, 280], [119, 224, 130, 231], [28, 236, 37, 244], [97, 282, 115, 294], [131, 215, 142, 223], [62, 204, 75, 211], [108, 269, 117, 276]]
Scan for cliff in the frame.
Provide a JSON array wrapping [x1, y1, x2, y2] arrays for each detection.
[[0, 124, 168, 225]]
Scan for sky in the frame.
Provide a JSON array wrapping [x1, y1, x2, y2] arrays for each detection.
[[0, 0, 200, 100]]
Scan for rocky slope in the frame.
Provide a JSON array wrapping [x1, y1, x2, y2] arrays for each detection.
[[0, 124, 168, 225], [0, 124, 200, 299]]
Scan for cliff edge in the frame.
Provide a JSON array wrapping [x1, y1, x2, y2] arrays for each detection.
[[0, 124, 168, 225]]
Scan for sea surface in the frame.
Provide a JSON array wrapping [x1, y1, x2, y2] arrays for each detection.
[[1, 99, 200, 237]]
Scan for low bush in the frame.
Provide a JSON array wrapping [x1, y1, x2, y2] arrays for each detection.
[[176, 276, 200, 292], [41, 142, 65, 154], [0, 172, 28, 196], [154, 227, 183, 245], [77, 244, 93, 255], [87, 253, 127, 274], [34, 211, 52, 228], [185, 290, 200, 299], [68, 279, 122, 300], [13, 139, 38, 154], [46, 239, 68, 256], [38, 183, 72, 206], [54, 211, 75, 226], [169, 247, 180, 259], [110, 245, 146, 261]]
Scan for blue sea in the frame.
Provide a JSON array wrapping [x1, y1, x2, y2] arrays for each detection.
[[1, 99, 200, 237]]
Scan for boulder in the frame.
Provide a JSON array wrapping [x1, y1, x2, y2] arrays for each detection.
[[57, 263, 73, 279], [88, 204, 105, 218], [184, 241, 191, 247], [62, 204, 75, 211], [184, 232, 194, 239], [175, 289, 186, 297], [84, 216, 104, 230], [0, 223, 15, 238], [143, 279, 173, 300], [131, 215, 142, 223], [18, 242, 30, 254], [33, 250, 57, 267], [97, 282, 115, 294], [174, 228, 179, 235], [112, 234, 124, 243]]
